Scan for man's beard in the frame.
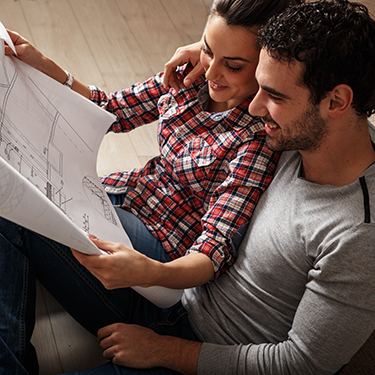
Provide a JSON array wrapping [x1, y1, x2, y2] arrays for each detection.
[[264, 105, 328, 153]]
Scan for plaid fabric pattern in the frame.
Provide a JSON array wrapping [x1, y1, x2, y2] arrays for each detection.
[[91, 66, 280, 278]]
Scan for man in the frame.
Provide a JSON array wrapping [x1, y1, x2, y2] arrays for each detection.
[[1, 1, 375, 374]]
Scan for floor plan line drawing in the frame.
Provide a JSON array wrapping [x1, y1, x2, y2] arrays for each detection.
[[0, 37, 124, 251], [0, 24, 183, 308]]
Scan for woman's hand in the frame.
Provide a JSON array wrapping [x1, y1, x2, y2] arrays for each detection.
[[73, 235, 214, 290], [4, 29, 91, 98], [163, 41, 204, 91], [71, 236, 162, 289], [4, 30, 54, 75]]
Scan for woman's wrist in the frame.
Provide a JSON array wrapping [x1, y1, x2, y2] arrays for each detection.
[[38, 54, 67, 84]]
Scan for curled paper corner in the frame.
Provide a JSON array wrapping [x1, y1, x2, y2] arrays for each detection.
[[0, 21, 17, 55]]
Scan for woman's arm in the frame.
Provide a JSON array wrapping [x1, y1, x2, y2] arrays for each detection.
[[5, 30, 91, 98], [72, 237, 214, 289]]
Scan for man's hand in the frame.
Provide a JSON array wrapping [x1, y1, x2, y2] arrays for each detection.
[[163, 41, 204, 91], [98, 323, 201, 374]]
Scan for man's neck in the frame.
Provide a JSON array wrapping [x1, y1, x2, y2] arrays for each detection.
[[299, 121, 375, 186]]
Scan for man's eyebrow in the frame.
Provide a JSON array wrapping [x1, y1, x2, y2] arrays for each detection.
[[203, 35, 251, 63], [261, 85, 291, 100]]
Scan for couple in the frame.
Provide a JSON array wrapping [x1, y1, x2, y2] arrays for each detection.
[[1, 0, 375, 374]]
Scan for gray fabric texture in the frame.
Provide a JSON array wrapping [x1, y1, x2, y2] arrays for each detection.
[[183, 145, 375, 374]]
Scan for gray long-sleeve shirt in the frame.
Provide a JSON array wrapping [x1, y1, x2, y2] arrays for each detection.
[[182, 148, 375, 374]]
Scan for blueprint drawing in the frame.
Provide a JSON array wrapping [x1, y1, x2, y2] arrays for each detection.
[[0, 25, 182, 308], [0, 38, 129, 254]]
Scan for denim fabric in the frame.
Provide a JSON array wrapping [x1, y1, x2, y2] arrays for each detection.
[[112, 206, 172, 263], [65, 362, 181, 375], [0, 217, 196, 375]]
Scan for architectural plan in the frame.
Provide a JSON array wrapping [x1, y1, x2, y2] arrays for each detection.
[[0, 24, 182, 308]]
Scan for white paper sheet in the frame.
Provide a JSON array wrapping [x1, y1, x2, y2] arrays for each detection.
[[0, 24, 182, 308]]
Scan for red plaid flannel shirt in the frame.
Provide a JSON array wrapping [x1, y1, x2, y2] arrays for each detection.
[[91, 66, 280, 278]]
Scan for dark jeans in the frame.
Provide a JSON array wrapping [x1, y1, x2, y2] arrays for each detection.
[[0, 214, 197, 375]]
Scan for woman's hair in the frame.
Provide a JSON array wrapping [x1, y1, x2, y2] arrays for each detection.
[[209, 0, 303, 30]]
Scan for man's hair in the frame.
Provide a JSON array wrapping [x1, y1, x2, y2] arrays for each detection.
[[257, 0, 375, 117], [209, 0, 303, 31]]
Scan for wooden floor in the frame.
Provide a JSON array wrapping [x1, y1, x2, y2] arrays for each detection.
[[2, 0, 375, 374]]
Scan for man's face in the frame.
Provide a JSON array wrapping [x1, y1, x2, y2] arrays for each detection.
[[249, 50, 328, 153]]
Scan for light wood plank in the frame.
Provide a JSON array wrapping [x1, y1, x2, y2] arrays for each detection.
[[67, 0, 153, 91], [31, 282, 63, 375], [202, 0, 215, 11], [361, 0, 375, 17], [97, 132, 144, 176], [114, 0, 185, 74], [1, 1, 34, 43], [41, 288, 107, 373], [160, 0, 210, 45], [127, 122, 160, 159], [18, 0, 106, 88]]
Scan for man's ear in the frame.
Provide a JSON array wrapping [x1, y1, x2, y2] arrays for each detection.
[[326, 84, 353, 119]]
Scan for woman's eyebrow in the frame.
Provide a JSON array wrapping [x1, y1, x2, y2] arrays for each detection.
[[203, 35, 250, 63]]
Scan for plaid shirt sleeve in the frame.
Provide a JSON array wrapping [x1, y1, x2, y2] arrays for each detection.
[[89, 72, 168, 133], [188, 135, 280, 279]]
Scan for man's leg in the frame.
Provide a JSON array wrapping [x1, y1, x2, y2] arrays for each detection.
[[66, 363, 181, 375], [64, 303, 195, 375]]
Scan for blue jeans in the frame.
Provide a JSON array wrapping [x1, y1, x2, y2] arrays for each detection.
[[113, 207, 172, 263], [0, 213, 197, 375]]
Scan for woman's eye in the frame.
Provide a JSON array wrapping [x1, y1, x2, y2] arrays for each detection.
[[226, 64, 242, 73], [201, 46, 212, 56]]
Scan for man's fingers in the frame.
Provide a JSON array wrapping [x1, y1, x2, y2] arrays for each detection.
[[183, 61, 204, 87]]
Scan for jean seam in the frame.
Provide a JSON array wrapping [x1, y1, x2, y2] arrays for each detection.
[[19, 257, 28, 368], [14, 224, 28, 368], [149, 306, 188, 330]]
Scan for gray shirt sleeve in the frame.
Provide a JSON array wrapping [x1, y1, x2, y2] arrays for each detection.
[[197, 224, 375, 375]]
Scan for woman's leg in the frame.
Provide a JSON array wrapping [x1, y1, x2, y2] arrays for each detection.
[[0, 222, 38, 374], [0, 217, 195, 374], [114, 207, 172, 263]]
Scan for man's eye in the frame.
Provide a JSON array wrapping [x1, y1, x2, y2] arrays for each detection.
[[269, 94, 282, 102]]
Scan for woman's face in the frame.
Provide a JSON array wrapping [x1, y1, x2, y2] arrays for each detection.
[[200, 15, 260, 111]]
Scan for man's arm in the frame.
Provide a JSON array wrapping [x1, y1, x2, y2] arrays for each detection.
[[163, 41, 204, 91], [97, 323, 202, 375]]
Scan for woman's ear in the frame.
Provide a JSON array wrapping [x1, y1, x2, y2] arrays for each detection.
[[326, 84, 353, 119]]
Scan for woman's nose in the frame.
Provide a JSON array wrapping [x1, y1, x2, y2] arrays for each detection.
[[205, 59, 222, 81]]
